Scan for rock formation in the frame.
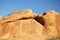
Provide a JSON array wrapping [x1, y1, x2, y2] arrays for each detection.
[[0, 9, 60, 40]]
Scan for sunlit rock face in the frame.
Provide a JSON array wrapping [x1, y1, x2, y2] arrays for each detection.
[[0, 16, 3, 20], [0, 9, 60, 40]]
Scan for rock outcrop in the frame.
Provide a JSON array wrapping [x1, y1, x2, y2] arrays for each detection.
[[0, 9, 60, 40]]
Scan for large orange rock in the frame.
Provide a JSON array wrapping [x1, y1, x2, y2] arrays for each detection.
[[0, 9, 60, 40], [0, 9, 37, 24], [35, 10, 59, 39]]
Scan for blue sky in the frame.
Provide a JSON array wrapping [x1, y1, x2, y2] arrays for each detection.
[[0, 0, 60, 16]]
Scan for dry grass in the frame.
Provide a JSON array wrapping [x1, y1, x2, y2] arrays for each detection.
[[47, 36, 60, 40]]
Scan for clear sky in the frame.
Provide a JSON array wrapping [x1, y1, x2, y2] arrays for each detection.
[[0, 0, 60, 16]]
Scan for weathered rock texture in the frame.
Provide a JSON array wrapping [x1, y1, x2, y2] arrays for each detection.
[[0, 9, 60, 40]]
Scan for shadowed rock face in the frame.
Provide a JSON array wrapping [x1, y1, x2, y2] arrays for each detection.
[[0, 9, 60, 40]]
